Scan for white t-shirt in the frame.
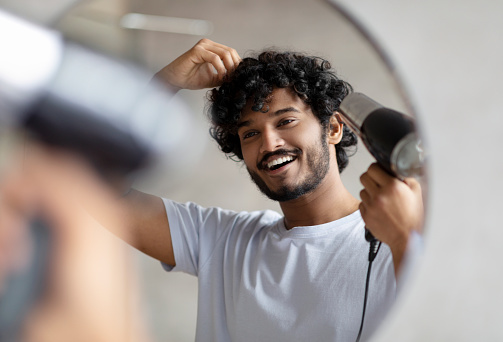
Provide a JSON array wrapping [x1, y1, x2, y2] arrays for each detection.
[[163, 199, 396, 342]]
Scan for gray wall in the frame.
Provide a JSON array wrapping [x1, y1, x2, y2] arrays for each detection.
[[340, 0, 503, 341]]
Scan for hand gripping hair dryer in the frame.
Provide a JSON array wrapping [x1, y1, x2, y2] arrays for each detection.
[[339, 92, 425, 179], [338, 92, 426, 245]]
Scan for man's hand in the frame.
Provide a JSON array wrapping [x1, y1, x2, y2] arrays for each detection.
[[154, 39, 241, 91], [359, 163, 424, 274], [0, 142, 150, 342]]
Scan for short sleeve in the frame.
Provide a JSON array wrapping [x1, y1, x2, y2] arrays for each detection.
[[161, 199, 242, 276]]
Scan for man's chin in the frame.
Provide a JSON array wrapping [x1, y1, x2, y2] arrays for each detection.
[[248, 169, 319, 202], [259, 183, 312, 202]]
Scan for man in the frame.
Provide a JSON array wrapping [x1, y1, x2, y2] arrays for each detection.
[[122, 39, 424, 342]]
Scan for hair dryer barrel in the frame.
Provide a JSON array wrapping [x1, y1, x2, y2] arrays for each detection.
[[339, 92, 424, 178]]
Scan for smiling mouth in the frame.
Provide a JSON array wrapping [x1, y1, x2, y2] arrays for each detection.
[[266, 155, 296, 171]]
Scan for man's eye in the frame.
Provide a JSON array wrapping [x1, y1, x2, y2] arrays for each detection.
[[243, 131, 258, 139], [278, 119, 294, 127]]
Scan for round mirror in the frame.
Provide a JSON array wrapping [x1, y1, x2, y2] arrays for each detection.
[[52, 0, 425, 340]]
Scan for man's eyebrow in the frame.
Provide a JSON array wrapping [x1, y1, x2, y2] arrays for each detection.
[[237, 120, 250, 129], [274, 107, 301, 116], [237, 107, 301, 129]]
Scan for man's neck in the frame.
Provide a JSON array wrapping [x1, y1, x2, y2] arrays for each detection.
[[279, 171, 360, 230]]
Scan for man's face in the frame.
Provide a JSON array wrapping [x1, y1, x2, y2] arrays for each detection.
[[237, 88, 333, 202]]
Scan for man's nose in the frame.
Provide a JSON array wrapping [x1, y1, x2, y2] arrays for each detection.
[[259, 128, 284, 154]]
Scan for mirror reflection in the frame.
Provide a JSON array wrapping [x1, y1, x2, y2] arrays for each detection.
[[57, 0, 425, 340], [0, 0, 426, 341]]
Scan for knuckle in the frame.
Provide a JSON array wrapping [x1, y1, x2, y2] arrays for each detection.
[[368, 163, 378, 172], [359, 189, 368, 201], [389, 182, 407, 197], [373, 194, 387, 207], [222, 50, 232, 59], [210, 54, 222, 64], [192, 44, 203, 53], [358, 202, 366, 214]]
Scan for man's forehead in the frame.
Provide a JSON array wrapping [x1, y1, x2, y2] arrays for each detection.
[[238, 106, 303, 128], [238, 88, 307, 123]]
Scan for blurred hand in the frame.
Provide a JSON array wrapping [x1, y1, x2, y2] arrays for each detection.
[[0, 155, 35, 297], [359, 163, 424, 271], [154, 38, 241, 91], [0, 141, 149, 342]]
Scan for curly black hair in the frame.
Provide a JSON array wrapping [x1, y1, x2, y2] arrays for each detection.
[[208, 50, 358, 173]]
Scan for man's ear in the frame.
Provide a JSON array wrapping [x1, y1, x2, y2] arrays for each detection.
[[328, 113, 344, 145]]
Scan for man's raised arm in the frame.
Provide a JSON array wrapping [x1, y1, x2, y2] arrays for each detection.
[[118, 39, 241, 267]]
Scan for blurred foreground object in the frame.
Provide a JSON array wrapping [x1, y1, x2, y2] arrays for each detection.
[[0, 142, 151, 342], [0, 8, 200, 342], [0, 8, 198, 181]]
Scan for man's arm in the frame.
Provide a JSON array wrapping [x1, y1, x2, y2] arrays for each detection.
[[118, 190, 175, 266], [119, 39, 241, 267], [358, 163, 425, 277]]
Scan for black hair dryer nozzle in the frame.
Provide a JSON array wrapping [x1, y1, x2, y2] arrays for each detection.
[[338, 93, 425, 243], [339, 93, 424, 179]]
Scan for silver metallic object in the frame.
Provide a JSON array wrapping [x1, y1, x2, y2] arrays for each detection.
[[339, 92, 425, 178]]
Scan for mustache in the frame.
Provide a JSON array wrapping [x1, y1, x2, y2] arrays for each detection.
[[257, 148, 302, 170]]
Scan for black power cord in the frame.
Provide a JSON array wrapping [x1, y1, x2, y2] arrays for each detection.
[[355, 231, 382, 342]]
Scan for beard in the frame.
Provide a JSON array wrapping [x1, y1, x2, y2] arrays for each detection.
[[247, 133, 331, 202]]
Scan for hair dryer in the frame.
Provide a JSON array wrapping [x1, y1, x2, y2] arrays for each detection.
[[339, 92, 424, 179], [0, 9, 201, 341], [0, 9, 197, 180], [338, 92, 425, 243]]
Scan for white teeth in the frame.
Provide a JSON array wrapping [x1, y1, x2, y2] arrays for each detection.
[[267, 156, 294, 169]]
